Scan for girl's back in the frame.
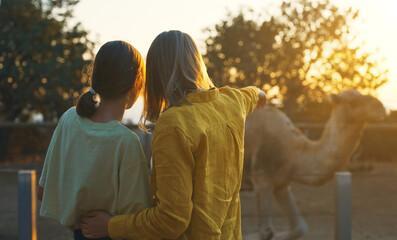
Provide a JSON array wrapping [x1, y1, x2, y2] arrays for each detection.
[[39, 107, 150, 226]]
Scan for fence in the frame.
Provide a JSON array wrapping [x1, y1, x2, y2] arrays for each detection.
[[3, 169, 397, 239], [1, 122, 397, 239], [1, 167, 397, 239], [1, 169, 359, 240]]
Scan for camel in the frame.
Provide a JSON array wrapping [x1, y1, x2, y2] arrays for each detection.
[[244, 89, 386, 240]]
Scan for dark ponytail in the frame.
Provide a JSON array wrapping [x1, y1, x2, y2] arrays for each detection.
[[76, 91, 98, 118], [75, 40, 145, 118]]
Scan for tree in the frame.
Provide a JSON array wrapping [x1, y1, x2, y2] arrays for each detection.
[[0, 0, 94, 122], [203, 0, 388, 118], [0, 0, 94, 161]]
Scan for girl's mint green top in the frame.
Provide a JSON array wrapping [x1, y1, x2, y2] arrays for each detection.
[[39, 107, 150, 226]]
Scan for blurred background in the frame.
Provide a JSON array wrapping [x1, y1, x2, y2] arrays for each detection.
[[0, 0, 396, 239]]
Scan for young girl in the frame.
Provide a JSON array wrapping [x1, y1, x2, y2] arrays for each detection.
[[38, 41, 150, 240], [80, 31, 266, 239]]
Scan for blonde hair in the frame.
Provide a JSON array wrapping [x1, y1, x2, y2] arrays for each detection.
[[140, 30, 214, 126]]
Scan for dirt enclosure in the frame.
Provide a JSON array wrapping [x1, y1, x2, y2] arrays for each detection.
[[1, 162, 397, 240]]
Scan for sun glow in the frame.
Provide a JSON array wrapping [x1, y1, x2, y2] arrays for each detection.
[[385, 0, 397, 20], [74, 0, 397, 117], [331, 0, 397, 110]]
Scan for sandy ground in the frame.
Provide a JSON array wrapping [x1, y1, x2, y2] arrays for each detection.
[[1, 162, 397, 240]]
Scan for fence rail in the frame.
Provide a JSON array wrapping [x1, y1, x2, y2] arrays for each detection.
[[1, 121, 397, 129], [294, 122, 397, 130], [0, 122, 144, 128]]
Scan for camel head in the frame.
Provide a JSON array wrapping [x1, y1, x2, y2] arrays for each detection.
[[329, 89, 387, 123]]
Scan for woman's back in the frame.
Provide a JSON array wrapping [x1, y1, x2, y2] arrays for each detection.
[[148, 86, 258, 240], [39, 107, 150, 226]]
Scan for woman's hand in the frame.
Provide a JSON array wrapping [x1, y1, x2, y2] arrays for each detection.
[[79, 211, 112, 238], [256, 89, 267, 109]]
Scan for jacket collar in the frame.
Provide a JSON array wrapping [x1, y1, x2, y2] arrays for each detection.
[[186, 88, 218, 103]]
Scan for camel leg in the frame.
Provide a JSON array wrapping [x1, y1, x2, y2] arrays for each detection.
[[242, 147, 260, 191], [250, 146, 260, 173], [273, 185, 308, 240], [253, 175, 275, 240]]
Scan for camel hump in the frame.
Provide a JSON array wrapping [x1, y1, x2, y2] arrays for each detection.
[[247, 106, 301, 136]]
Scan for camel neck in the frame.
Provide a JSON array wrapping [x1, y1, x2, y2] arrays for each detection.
[[318, 114, 364, 155], [317, 113, 365, 169], [292, 112, 366, 186]]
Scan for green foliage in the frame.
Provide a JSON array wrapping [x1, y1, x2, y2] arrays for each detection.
[[204, 0, 388, 118], [0, 0, 94, 122]]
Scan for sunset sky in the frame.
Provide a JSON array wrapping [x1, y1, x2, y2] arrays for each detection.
[[72, 0, 397, 123]]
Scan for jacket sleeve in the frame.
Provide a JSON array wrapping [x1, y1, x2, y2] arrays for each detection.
[[108, 127, 194, 240], [237, 86, 259, 116]]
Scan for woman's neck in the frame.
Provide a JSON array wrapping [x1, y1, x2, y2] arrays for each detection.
[[90, 98, 126, 123]]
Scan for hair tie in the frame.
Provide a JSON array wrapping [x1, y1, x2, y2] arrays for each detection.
[[89, 87, 97, 95]]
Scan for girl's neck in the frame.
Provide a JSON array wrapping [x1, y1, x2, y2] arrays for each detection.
[[90, 98, 126, 123]]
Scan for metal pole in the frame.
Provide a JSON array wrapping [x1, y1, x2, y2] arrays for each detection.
[[335, 172, 352, 240], [18, 170, 37, 240]]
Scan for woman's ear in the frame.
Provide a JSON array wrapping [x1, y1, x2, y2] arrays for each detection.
[[125, 89, 140, 110]]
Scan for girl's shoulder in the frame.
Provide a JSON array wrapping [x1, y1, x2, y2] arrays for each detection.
[[58, 107, 77, 121], [54, 107, 77, 128], [116, 125, 141, 143]]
